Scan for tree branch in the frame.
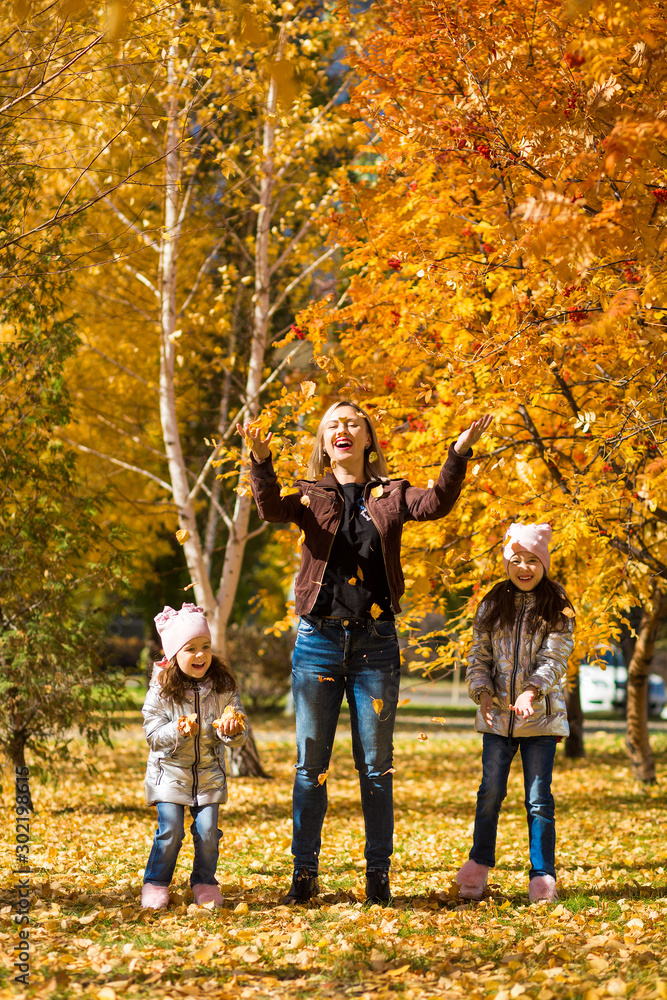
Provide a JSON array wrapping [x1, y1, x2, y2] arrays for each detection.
[[60, 437, 173, 493]]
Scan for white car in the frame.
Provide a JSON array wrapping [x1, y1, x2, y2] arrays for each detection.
[[578, 652, 667, 717]]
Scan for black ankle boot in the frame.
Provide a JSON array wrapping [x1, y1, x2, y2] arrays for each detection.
[[365, 870, 391, 905], [283, 869, 319, 905]]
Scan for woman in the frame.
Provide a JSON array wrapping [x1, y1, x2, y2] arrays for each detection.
[[239, 401, 490, 905]]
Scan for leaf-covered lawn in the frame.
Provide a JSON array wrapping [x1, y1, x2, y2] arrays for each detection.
[[1, 721, 666, 1000]]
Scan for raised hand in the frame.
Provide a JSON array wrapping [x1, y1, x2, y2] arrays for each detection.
[[454, 414, 493, 456], [236, 422, 273, 461]]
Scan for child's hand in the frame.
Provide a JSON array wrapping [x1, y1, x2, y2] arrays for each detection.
[[479, 691, 494, 727], [213, 706, 247, 738], [215, 718, 245, 737], [236, 422, 272, 461], [177, 714, 199, 737], [510, 688, 537, 718], [454, 414, 493, 456]]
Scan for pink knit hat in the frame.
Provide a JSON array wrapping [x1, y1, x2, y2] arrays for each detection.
[[154, 604, 211, 660], [502, 522, 552, 573]]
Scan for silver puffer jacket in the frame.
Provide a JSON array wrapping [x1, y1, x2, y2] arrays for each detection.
[[466, 590, 573, 738], [142, 666, 248, 806]]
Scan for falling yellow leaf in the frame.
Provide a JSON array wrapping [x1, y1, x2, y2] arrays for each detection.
[[372, 698, 384, 715], [370, 603, 382, 619], [562, 606, 575, 618], [300, 380, 317, 398], [371, 485, 384, 498], [348, 577, 357, 585], [427, 478, 434, 489], [175, 529, 190, 544], [317, 772, 327, 785], [280, 486, 300, 497], [182, 581, 198, 591], [357, 566, 364, 581], [398, 698, 411, 706], [381, 766, 397, 775], [418, 732, 429, 741], [431, 717, 446, 724], [300, 495, 311, 507], [318, 675, 335, 683]]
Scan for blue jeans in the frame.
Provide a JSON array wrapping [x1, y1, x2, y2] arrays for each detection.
[[144, 802, 221, 887], [470, 733, 558, 879], [291, 615, 401, 874]]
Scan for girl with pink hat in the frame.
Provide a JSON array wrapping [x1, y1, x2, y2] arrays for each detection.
[[140, 604, 248, 909], [456, 523, 575, 903]]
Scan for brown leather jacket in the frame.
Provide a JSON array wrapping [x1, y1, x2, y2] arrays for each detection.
[[249, 443, 470, 615]]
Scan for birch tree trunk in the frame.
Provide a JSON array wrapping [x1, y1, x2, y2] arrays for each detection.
[[625, 588, 665, 784], [219, 70, 279, 780], [158, 34, 217, 622]]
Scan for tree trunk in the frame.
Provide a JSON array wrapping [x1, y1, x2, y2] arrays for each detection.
[[12, 736, 34, 813], [228, 725, 272, 778], [564, 674, 585, 758], [625, 589, 665, 783]]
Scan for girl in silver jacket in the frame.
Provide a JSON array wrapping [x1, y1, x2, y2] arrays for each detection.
[[456, 523, 574, 904], [141, 604, 247, 910]]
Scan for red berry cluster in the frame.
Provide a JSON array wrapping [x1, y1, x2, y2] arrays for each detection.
[[390, 310, 400, 325], [653, 189, 667, 203], [407, 414, 427, 432], [291, 324, 306, 340], [564, 90, 580, 118], [474, 143, 491, 160], [387, 257, 402, 271], [568, 308, 586, 323], [564, 51, 585, 68], [623, 261, 641, 284], [384, 376, 397, 390]]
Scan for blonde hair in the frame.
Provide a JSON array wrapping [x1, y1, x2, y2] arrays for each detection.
[[307, 400, 389, 480]]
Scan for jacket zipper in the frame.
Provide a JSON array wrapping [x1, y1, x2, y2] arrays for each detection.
[[306, 496, 343, 614], [545, 694, 552, 716], [365, 485, 393, 612], [508, 594, 526, 738], [192, 685, 200, 804]]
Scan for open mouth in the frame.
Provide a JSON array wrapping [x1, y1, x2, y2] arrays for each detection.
[[333, 436, 352, 451]]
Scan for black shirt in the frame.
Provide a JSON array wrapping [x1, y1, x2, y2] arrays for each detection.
[[313, 482, 394, 620]]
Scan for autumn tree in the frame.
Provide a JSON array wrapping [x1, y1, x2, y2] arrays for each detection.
[[65, 2, 363, 644], [0, 152, 128, 804], [268, 0, 667, 782]]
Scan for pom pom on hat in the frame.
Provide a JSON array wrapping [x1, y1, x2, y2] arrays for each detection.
[[502, 522, 552, 573], [154, 603, 211, 660]]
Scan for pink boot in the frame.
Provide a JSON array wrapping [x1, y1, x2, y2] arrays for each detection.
[[141, 883, 169, 909], [529, 875, 558, 902], [192, 883, 224, 907], [455, 859, 489, 900]]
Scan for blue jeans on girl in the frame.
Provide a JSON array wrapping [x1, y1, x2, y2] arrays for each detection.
[[291, 615, 401, 874], [470, 733, 558, 880], [144, 802, 221, 887]]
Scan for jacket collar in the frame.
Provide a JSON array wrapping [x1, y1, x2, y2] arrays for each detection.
[[316, 471, 388, 491]]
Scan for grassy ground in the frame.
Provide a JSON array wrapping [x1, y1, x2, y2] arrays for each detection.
[[1, 718, 666, 1000]]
